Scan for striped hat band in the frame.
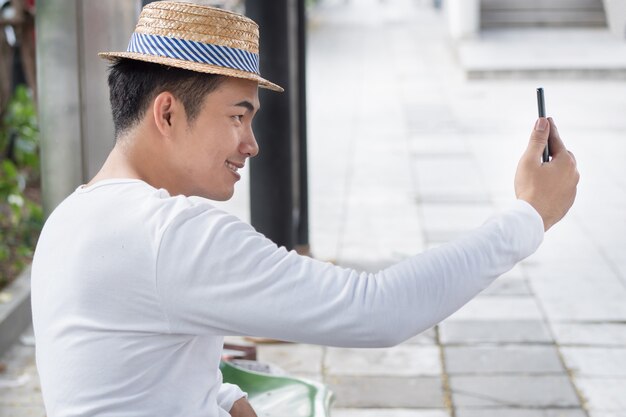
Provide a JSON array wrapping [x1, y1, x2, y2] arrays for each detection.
[[127, 32, 260, 75]]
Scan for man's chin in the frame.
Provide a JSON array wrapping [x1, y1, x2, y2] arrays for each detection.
[[203, 188, 234, 202]]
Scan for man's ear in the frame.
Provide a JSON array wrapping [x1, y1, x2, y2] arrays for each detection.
[[152, 92, 181, 137]]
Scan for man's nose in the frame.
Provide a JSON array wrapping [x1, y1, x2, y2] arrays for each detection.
[[241, 127, 259, 158]]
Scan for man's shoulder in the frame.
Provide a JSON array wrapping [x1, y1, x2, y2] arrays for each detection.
[[51, 179, 214, 217], [42, 179, 242, 243]]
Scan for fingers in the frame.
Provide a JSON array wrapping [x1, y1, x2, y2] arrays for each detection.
[[515, 117, 580, 232], [548, 119, 578, 173], [525, 117, 573, 166], [547, 117, 567, 158], [522, 118, 550, 164]]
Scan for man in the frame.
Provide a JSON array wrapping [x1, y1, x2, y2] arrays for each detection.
[[31, 2, 579, 417]]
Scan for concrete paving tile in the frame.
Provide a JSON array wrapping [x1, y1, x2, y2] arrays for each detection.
[[352, 124, 410, 140], [309, 204, 343, 222], [445, 345, 564, 374], [0, 390, 44, 407], [456, 409, 586, 417], [574, 378, 626, 412], [350, 168, 414, 189], [523, 257, 617, 283], [338, 239, 423, 261], [310, 224, 343, 242], [409, 135, 470, 156], [419, 203, 495, 235], [342, 202, 419, 222], [345, 189, 419, 206], [256, 344, 324, 375], [325, 375, 444, 408], [340, 234, 424, 255], [481, 278, 532, 297], [310, 217, 344, 236], [417, 194, 494, 205], [604, 254, 626, 288], [550, 323, 626, 347], [0, 336, 43, 414], [332, 408, 450, 417], [0, 405, 46, 417], [605, 274, 626, 297], [424, 230, 473, 245], [412, 157, 488, 201], [449, 375, 581, 408], [309, 179, 350, 197], [526, 241, 600, 265], [325, 345, 441, 376], [466, 132, 523, 159], [340, 223, 420, 244], [560, 348, 626, 377], [529, 271, 626, 322], [446, 297, 543, 321], [405, 104, 460, 134], [341, 227, 423, 251], [351, 139, 409, 156], [499, 265, 526, 281], [342, 207, 421, 232], [591, 243, 626, 279], [309, 239, 340, 263], [0, 346, 36, 378], [440, 320, 553, 344], [402, 327, 438, 346]]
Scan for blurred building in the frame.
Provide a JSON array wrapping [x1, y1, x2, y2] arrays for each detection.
[[447, 0, 625, 39], [445, 0, 626, 80], [482, 0, 607, 29]]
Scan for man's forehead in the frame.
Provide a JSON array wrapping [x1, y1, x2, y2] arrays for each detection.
[[211, 77, 260, 109]]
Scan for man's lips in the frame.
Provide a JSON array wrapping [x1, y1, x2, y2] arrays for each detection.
[[225, 160, 244, 176]]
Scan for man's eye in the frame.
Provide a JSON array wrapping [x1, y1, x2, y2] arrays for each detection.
[[232, 115, 244, 122]]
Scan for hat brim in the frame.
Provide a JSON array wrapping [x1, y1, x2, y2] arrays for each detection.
[[98, 51, 284, 93]]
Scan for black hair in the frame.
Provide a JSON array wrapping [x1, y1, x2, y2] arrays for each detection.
[[107, 58, 224, 139]]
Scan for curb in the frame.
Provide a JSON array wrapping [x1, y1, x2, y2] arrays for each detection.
[[0, 266, 32, 357]]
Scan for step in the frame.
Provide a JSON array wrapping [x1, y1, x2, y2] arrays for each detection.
[[456, 28, 626, 79], [481, 0, 606, 28]]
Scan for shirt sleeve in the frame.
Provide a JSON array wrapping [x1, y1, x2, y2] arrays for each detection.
[[216, 370, 247, 413], [154, 199, 543, 347]]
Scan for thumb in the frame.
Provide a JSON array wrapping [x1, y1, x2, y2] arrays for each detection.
[[523, 118, 550, 162]]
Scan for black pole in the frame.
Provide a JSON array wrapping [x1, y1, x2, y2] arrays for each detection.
[[296, 0, 310, 254], [246, 0, 296, 250]]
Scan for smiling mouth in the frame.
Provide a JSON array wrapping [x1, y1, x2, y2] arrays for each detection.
[[225, 160, 243, 176]]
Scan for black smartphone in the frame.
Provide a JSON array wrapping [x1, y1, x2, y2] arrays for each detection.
[[536, 87, 549, 162]]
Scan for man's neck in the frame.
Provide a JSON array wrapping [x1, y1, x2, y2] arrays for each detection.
[[86, 140, 144, 187]]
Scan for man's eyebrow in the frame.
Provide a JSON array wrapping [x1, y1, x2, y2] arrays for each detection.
[[234, 100, 257, 112]]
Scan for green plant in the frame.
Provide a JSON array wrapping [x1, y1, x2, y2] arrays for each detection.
[[1, 85, 40, 175], [0, 85, 42, 290]]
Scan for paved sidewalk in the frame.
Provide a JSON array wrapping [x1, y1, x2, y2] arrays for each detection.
[[258, 1, 626, 416], [3, 0, 626, 416]]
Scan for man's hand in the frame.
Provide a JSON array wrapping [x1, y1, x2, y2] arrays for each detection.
[[515, 117, 579, 231], [229, 397, 257, 417]]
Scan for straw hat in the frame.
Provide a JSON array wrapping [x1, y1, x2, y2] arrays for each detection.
[[98, 1, 283, 92]]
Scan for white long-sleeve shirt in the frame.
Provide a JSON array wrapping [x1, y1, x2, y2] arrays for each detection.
[[31, 178, 544, 417]]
